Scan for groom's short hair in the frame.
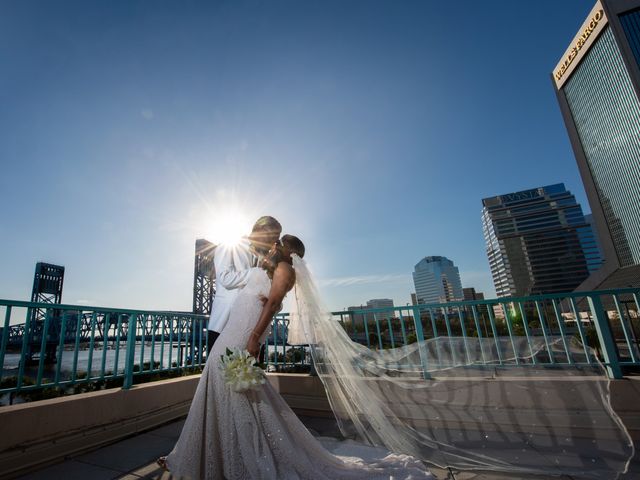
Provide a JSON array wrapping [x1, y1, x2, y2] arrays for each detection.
[[252, 216, 282, 235]]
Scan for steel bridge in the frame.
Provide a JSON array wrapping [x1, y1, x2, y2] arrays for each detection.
[[1, 308, 207, 361], [2, 310, 202, 347], [6, 241, 219, 365]]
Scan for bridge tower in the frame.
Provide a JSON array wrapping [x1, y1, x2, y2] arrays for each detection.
[[27, 262, 65, 363], [192, 239, 216, 315], [192, 240, 216, 362]]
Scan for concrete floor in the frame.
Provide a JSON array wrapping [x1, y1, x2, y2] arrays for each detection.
[[15, 416, 640, 480]]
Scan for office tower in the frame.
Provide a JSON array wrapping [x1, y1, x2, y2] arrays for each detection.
[[463, 288, 485, 301], [553, 0, 640, 288], [366, 298, 395, 320], [366, 298, 394, 309], [412, 256, 463, 304], [585, 214, 605, 261], [482, 184, 602, 297]]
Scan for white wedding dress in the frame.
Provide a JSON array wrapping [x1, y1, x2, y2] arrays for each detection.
[[165, 267, 433, 479]]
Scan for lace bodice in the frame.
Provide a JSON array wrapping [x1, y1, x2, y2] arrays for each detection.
[[221, 267, 272, 348]]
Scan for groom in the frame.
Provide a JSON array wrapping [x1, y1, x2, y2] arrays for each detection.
[[207, 215, 282, 354]]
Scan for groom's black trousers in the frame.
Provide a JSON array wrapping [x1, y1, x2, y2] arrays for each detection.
[[207, 330, 220, 355]]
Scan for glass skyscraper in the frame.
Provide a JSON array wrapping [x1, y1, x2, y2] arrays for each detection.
[[553, 0, 640, 288], [482, 184, 601, 297], [412, 256, 463, 305]]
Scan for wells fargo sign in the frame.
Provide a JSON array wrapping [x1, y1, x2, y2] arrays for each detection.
[[553, 1, 608, 89]]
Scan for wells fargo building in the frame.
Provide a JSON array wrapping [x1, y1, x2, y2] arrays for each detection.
[[553, 0, 640, 289]]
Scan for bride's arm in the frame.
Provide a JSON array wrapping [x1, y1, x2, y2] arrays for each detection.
[[246, 262, 294, 357]]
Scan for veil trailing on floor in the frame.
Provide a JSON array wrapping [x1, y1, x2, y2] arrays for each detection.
[[288, 255, 634, 478]]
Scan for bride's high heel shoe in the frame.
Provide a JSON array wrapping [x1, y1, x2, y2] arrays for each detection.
[[157, 456, 168, 471]]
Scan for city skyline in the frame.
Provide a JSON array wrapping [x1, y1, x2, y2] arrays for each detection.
[[0, 0, 599, 312]]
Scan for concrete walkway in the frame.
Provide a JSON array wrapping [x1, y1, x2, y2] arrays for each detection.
[[15, 416, 639, 480]]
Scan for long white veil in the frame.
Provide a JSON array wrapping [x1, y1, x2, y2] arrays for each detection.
[[289, 255, 634, 478]]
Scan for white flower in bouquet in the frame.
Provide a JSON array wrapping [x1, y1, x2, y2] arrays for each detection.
[[219, 347, 266, 392]]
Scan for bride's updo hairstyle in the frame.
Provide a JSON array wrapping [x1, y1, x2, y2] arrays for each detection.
[[281, 234, 305, 259], [262, 234, 305, 277]]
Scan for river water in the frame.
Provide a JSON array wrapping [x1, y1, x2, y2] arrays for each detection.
[[1, 342, 200, 381]]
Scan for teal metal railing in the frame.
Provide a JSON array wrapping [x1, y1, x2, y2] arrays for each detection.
[[267, 288, 640, 379], [0, 299, 208, 400], [1, 287, 639, 402]]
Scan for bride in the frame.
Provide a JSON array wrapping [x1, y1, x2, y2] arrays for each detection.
[[159, 234, 434, 479]]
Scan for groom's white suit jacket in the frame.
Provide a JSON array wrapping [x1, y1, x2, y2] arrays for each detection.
[[208, 239, 257, 333]]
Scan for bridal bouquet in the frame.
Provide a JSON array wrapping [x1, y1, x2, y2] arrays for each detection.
[[219, 347, 266, 392]]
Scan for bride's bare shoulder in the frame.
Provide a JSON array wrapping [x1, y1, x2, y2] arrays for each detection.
[[273, 261, 295, 288], [274, 261, 294, 275]]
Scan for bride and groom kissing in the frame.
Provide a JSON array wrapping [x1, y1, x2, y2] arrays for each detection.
[[205, 215, 300, 358], [157, 215, 434, 479]]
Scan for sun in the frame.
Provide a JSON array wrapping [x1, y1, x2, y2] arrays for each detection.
[[205, 210, 252, 246]]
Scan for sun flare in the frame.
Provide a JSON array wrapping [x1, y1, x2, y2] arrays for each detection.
[[205, 211, 252, 246]]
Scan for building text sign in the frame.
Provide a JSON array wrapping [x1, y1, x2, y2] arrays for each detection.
[[501, 189, 542, 203], [553, 1, 608, 90]]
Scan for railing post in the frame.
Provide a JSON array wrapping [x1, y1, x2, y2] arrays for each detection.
[[502, 302, 519, 365], [587, 295, 623, 379], [17, 308, 32, 391], [123, 312, 137, 390], [411, 307, 430, 379], [0, 306, 12, 384]]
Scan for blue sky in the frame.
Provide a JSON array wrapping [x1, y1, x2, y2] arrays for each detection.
[[0, 0, 596, 312]]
